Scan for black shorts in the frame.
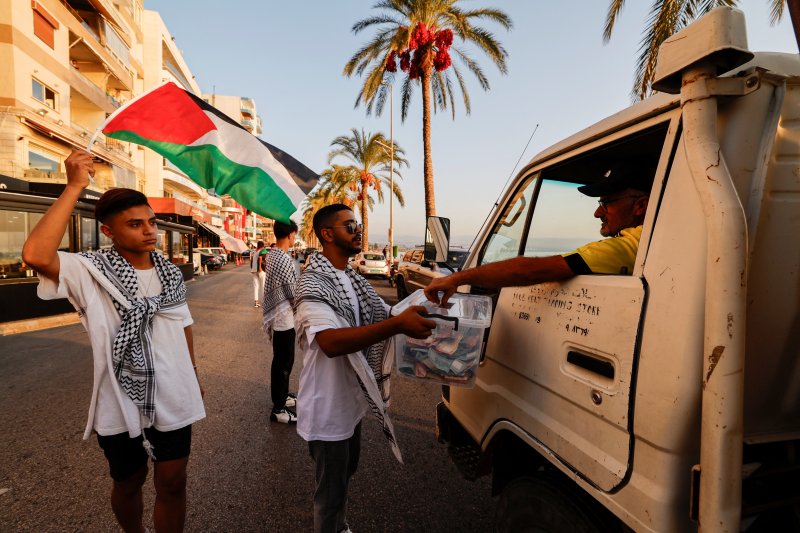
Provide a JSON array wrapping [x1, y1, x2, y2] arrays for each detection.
[[97, 425, 192, 481]]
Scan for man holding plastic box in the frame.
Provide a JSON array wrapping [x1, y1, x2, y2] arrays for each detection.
[[294, 204, 436, 533], [425, 162, 651, 306]]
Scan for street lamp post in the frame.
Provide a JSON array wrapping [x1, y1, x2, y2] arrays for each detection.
[[388, 82, 394, 263]]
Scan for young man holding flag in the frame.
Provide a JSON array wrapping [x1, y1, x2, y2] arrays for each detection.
[[23, 150, 205, 533]]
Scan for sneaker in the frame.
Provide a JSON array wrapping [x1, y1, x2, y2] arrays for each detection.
[[270, 409, 297, 424], [284, 393, 297, 408]]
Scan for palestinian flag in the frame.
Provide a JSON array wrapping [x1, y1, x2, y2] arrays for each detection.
[[93, 82, 318, 223]]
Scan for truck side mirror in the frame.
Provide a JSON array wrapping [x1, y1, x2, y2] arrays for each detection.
[[424, 216, 450, 263]]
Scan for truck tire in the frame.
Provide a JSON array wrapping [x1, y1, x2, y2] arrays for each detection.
[[495, 474, 617, 533], [396, 276, 409, 300]]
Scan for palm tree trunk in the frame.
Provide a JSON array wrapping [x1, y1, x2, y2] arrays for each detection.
[[361, 180, 369, 251], [789, 0, 800, 52], [421, 69, 436, 217]]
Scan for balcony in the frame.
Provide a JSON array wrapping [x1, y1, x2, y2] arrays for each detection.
[[61, 4, 134, 91], [205, 195, 223, 208], [240, 118, 255, 132], [163, 163, 206, 199], [241, 106, 254, 118], [241, 97, 255, 110]]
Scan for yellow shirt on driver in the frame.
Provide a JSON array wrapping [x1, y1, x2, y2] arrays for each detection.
[[562, 226, 642, 275]]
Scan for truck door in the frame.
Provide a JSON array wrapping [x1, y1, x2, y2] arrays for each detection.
[[469, 120, 673, 491]]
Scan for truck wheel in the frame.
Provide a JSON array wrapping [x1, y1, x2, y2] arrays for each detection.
[[396, 276, 409, 300], [495, 474, 617, 533]]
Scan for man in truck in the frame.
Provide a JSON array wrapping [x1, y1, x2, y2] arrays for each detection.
[[425, 163, 652, 306]]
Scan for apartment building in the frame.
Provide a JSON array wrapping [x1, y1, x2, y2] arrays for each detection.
[[0, 1, 245, 324]]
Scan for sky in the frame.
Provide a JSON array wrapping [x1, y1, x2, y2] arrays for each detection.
[[146, 1, 797, 247]]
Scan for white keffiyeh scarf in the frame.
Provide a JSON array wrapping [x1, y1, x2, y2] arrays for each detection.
[[261, 248, 297, 334], [296, 252, 402, 462], [77, 248, 186, 424]]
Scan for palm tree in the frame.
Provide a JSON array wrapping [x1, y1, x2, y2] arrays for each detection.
[[297, 179, 352, 246], [604, 0, 800, 100], [297, 167, 386, 247], [344, 0, 512, 217], [326, 128, 408, 251]]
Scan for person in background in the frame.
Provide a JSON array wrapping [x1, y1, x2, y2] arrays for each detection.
[[22, 150, 205, 533], [262, 220, 300, 424], [294, 204, 436, 533], [250, 240, 267, 308]]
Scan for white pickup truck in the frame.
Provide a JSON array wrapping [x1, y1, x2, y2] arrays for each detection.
[[433, 8, 800, 532]]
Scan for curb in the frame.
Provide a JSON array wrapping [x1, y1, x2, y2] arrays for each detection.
[[0, 313, 81, 336]]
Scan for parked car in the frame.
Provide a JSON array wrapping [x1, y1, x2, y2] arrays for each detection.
[[199, 253, 223, 271], [395, 248, 468, 299], [350, 252, 390, 278], [195, 247, 227, 265]]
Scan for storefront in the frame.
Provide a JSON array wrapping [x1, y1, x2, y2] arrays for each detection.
[[0, 189, 196, 323]]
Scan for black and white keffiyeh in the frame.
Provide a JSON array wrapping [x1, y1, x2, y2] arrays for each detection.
[[261, 248, 297, 333], [78, 248, 186, 423], [296, 252, 401, 459]]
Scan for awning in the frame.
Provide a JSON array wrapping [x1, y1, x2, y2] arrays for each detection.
[[199, 223, 249, 253]]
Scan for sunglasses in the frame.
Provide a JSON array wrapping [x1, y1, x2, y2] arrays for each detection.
[[597, 195, 645, 209], [325, 222, 363, 234]]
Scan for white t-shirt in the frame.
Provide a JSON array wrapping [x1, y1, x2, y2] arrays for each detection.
[[37, 252, 206, 438], [295, 270, 390, 442], [268, 300, 294, 331]]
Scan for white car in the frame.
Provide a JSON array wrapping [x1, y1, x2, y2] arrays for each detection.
[[350, 252, 389, 278]]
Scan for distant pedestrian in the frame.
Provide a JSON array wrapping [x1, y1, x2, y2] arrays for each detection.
[[21, 150, 205, 533], [250, 240, 267, 307], [294, 204, 435, 533], [262, 220, 300, 424], [382, 245, 388, 259]]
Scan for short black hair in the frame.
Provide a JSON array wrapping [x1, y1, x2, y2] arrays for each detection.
[[257, 240, 264, 248], [274, 220, 298, 239], [95, 188, 150, 224], [313, 204, 352, 240]]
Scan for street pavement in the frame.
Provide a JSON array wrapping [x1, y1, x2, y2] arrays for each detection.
[[0, 263, 494, 532]]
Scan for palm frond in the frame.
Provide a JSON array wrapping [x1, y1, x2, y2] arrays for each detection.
[[461, 8, 513, 30], [603, 0, 627, 42], [451, 47, 489, 90], [451, 63, 471, 115], [352, 14, 402, 34], [400, 75, 415, 122], [768, 0, 785, 24]]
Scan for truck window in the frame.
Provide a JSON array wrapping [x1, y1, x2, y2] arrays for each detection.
[[479, 174, 536, 265], [523, 180, 599, 257]]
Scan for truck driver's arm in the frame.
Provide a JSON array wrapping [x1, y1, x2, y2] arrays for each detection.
[[424, 255, 575, 306]]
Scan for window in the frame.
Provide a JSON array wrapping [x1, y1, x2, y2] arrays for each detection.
[[523, 180, 599, 257], [0, 210, 68, 280], [102, 20, 130, 63], [171, 231, 189, 264], [479, 120, 670, 270], [32, 78, 57, 109], [156, 230, 168, 258], [28, 147, 59, 172], [80, 216, 97, 252], [479, 175, 537, 265], [32, 2, 59, 49]]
